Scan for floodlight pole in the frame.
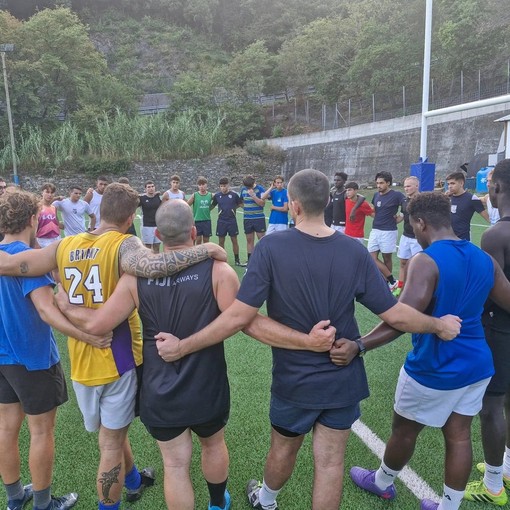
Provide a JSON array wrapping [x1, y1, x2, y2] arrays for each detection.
[[419, 0, 433, 160], [1, 45, 18, 184]]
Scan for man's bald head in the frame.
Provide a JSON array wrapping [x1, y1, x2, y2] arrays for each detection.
[[155, 199, 194, 246]]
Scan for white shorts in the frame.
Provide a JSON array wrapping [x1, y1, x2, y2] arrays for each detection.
[[394, 367, 490, 428], [331, 225, 346, 234], [266, 223, 288, 235], [397, 235, 423, 260], [36, 236, 60, 248], [72, 369, 137, 432], [141, 226, 161, 245], [367, 229, 398, 254]]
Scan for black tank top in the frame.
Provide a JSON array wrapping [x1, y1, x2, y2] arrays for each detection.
[[136, 258, 229, 427], [483, 217, 510, 331]]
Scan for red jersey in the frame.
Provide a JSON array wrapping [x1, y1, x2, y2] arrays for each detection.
[[345, 199, 373, 238]]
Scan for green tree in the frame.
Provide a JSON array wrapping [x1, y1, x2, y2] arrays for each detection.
[[215, 40, 274, 101], [344, 0, 423, 106], [7, 7, 135, 125]]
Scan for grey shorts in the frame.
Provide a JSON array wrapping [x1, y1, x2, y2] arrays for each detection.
[[73, 368, 137, 432]]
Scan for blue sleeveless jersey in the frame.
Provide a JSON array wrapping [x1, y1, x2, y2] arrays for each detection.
[[404, 239, 495, 390]]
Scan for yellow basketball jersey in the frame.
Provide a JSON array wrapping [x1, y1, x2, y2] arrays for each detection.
[[57, 231, 142, 385]]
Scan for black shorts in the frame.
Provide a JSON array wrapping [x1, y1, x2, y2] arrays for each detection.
[[0, 362, 68, 415], [484, 326, 510, 395], [244, 218, 266, 234], [145, 411, 229, 442], [216, 219, 238, 238], [195, 220, 212, 237]]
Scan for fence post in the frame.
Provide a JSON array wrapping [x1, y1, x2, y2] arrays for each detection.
[[348, 99, 351, 127], [507, 59, 509, 94], [294, 97, 297, 122], [403, 85, 406, 116], [431, 78, 434, 106], [478, 69, 481, 99], [334, 102, 338, 128], [305, 100, 309, 124], [322, 104, 326, 130], [372, 94, 375, 122], [460, 70, 464, 102]]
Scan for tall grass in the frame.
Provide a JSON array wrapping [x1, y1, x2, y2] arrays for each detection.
[[0, 110, 227, 172]]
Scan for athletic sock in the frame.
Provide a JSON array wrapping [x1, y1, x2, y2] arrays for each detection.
[[33, 486, 52, 510], [98, 501, 120, 510], [387, 275, 396, 285], [124, 464, 142, 490], [503, 446, 510, 479], [234, 255, 240, 263], [483, 462, 504, 493], [247, 253, 251, 260], [374, 461, 400, 490], [4, 479, 25, 502], [206, 478, 228, 508], [258, 480, 280, 509], [438, 484, 464, 510]]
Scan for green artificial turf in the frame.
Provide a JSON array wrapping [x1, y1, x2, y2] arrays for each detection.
[[1, 189, 495, 509]]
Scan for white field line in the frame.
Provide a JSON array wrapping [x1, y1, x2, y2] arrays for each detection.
[[352, 420, 441, 502]]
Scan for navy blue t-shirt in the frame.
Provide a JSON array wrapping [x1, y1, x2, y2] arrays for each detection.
[[372, 190, 405, 231], [237, 229, 396, 408], [401, 197, 415, 238], [450, 191, 485, 241], [212, 191, 242, 221]]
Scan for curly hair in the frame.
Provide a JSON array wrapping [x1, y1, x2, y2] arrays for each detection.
[[492, 159, 510, 192], [407, 191, 451, 229], [0, 191, 40, 235]]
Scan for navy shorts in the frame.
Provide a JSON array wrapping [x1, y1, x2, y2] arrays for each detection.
[[484, 325, 510, 395], [0, 362, 68, 415], [195, 220, 212, 237], [269, 395, 360, 435], [244, 218, 266, 234], [145, 410, 229, 442], [216, 219, 238, 237]]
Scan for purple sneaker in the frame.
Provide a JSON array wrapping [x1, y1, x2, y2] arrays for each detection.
[[420, 499, 439, 510], [350, 467, 397, 500]]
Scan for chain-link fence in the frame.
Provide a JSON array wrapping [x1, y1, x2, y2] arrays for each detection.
[[263, 62, 510, 132]]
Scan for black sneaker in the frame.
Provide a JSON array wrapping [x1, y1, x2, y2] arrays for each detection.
[[7, 484, 33, 510], [125, 467, 156, 502], [38, 493, 78, 510]]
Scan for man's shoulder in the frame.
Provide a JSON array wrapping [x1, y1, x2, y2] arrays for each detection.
[[0, 240, 30, 255]]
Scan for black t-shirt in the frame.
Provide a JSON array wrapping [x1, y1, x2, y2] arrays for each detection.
[[237, 228, 396, 408], [372, 190, 405, 231], [139, 194, 162, 227], [450, 191, 485, 241]]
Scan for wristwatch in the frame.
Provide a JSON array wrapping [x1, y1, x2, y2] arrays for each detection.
[[353, 337, 366, 357]]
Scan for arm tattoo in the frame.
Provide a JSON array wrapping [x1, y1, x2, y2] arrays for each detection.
[[119, 236, 209, 278], [20, 262, 29, 274], [98, 463, 121, 504]]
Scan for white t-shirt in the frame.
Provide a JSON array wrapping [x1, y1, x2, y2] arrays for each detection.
[[88, 190, 103, 227], [53, 198, 92, 236]]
